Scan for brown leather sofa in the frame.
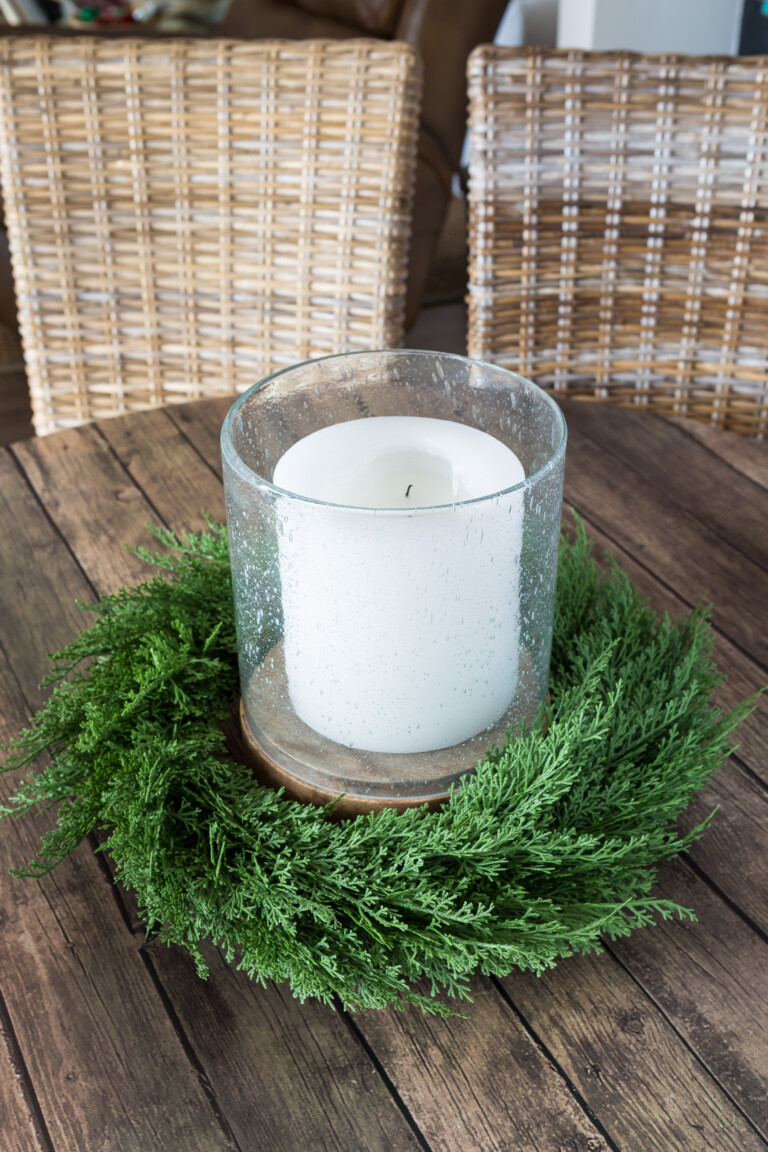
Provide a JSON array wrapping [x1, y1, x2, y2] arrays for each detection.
[[216, 0, 510, 325]]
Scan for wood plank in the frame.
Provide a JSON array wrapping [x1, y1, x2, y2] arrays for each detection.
[[172, 408, 768, 922], [609, 857, 768, 1141], [560, 413, 768, 669], [169, 403, 768, 1152], [97, 403, 619, 1152], [681, 763, 768, 939], [0, 450, 95, 707], [12, 424, 167, 594], [666, 416, 768, 492], [555, 506, 768, 1137], [96, 407, 226, 528], [560, 508, 768, 929], [0, 446, 241, 1149], [144, 940, 426, 1152], [166, 395, 234, 481], [13, 398, 768, 1152], [563, 402, 768, 573], [536, 502, 768, 1145], [354, 975, 614, 1152], [97, 405, 618, 1152], [500, 948, 768, 1152], [0, 977, 49, 1152], [13, 415, 434, 1152], [0, 646, 235, 1151]]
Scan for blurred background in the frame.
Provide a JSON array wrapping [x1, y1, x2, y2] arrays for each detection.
[[0, 0, 763, 445]]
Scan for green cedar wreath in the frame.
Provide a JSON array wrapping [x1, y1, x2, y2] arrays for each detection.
[[1, 521, 753, 1016]]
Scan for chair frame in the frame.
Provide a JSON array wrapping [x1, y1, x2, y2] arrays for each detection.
[[467, 46, 768, 436], [0, 36, 421, 434]]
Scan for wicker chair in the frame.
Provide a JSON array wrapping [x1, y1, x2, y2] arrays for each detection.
[[0, 37, 420, 435], [467, 47, 768, 436]]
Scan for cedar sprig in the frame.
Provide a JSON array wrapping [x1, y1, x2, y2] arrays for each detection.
[[0, 519, 755, 1015]]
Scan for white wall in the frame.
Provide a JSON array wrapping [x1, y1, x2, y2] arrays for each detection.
[[557, 0, 744, 55], [495, 0, 559, 49]]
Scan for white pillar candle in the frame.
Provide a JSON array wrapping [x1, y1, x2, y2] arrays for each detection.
[[272, 416, 525, 754]]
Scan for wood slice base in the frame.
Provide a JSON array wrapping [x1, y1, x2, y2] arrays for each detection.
[[239, 701, 450, 818]]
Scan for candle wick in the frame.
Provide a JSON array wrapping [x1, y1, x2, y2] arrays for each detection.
[[405, 484, 413, 498]]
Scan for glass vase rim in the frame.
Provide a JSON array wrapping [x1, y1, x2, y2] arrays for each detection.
[[220, 349, 567, 514]]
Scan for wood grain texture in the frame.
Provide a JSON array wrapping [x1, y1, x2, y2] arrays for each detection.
[[165, 394, 233, 481], [563, 401, 768, 574], [0, 917, 50, 1152], [502, 949, 767, 1152], [11, 407, 435, 1152], [559, 404, 768, 668], [666, 416, 768, 490], [90, 398, 617, 1152], [12, 423, 170, 594], [559, 507, 768, 922], [145, 941, 424, 1152], [2, 398, 768, 1152], [559, 501, 768, 1134], [97, 406, 227, 528], [354, 976, 613, 1152], [682, 764, 768, 937], [610, 858, 768, 1141], [0, 455, 236, 1152], [0, 450, 96, 706], [178, 396, 768, 1152], [566, 450, 766, 665]]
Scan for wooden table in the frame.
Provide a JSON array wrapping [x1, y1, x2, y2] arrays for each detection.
[[1, 396, 767, 1152]]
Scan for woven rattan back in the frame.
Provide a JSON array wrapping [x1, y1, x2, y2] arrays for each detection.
[[0, 37, 420, 435], [467, 47, 768, 436]]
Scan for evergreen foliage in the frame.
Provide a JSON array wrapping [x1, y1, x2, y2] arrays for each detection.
[[1, 522, 754, 1014]]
